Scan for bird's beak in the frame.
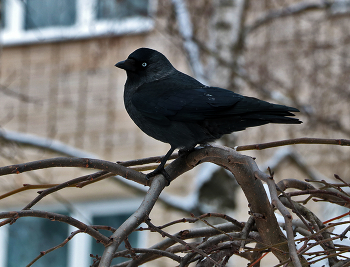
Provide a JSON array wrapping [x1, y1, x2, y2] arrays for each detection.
[[115, 58, 136, 72]]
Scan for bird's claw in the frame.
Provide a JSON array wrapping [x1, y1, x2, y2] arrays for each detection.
[[178, 146, 204, 157], [178, 147, 195, 157], [146, 168, 171, 186]]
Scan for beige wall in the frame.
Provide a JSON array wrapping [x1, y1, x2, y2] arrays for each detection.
[[0, 1, 349, 265], [1, 0, 349, 220], [0, 30, 197, 208], [0, 28, 198, 266]]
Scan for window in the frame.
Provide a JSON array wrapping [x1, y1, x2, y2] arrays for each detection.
[[0, 0, 153, 46], [331, 0, 350, 14], [0, 199, 145, 267], [1, 0, 6, 29], [91, 213, 139, 265], [6, 216, 69, 267], [97, 0, 149, 20], [25, 0, 76, 30]]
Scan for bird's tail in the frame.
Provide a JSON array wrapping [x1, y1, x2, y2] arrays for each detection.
[[204, 105, 302, 138], [244, 107, 302, 124]]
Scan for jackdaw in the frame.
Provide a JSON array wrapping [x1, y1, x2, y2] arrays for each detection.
[[116, 48, 302, 182]]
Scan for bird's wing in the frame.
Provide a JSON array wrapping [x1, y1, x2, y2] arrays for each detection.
[[132, 80, 300, 133], [132, 84, 261, 124]]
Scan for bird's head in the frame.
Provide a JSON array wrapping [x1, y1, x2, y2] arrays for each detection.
[[115, 48, 175, 83]]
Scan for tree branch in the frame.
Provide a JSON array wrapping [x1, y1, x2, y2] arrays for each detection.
[[123, 222, 244, 267], [245, 1, 333, 34], [99, 174, 168, 267], [175, 144, 308, 265], [235, 137, 350, 151], [144, 217, 221, 267], [171, 0, 206, 84], [0, 157, 147, 185], [254, 171, 302, 267], [0, 210, 110, 244], [27, 230, 82, 267]]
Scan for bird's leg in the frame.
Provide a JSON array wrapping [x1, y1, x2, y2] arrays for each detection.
[[146, 146, 176, 185]]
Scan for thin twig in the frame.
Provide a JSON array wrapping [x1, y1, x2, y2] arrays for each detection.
[[255, 171, 302, 267], [287, 189, 350, 205], [145, 217, 222, 267], [246, 1, 332, 34], [27, 230, 82, 267], [239, 216, 255, 253], [235, 137, 350, 151], [99, 174, 168, 267], [0, 210, 109, 244]]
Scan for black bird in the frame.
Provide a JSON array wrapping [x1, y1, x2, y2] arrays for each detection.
[[116, 48, 302, 182]]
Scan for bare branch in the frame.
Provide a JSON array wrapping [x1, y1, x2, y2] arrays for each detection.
[[171, 0, 206, 84], [0, 83, 41, 104], [0, 210, 110, 244], [145, 217, 221, 267], [279, 196, 339, 265], [99, 175, 168, 267], [255, 171, 302, 267], [235, 137, 350, 151], [277, 178, 317, 192], [1, 140, 348, 266], [180, 145, 307, 265], [123, 248, 182, 263], [27, 230, 82, 267], [239, 215, 255, 253], [287, 189, 350, 207], [0, 157, 147, 185], [245, 1, 333, 34], [0, 129, 95, 158], [126, 222, 244, 267], [137, 212, 244, 231]]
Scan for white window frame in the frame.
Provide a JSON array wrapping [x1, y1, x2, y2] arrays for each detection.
[[0, 198, 147, 267], [1, 0, 155, 46]]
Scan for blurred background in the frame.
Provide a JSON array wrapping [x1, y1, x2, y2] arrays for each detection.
[[0, 0, 349, 266]]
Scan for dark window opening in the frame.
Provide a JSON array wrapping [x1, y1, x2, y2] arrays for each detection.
[[91, 213, 139, 265], [6, 216, 69, 267], [97, 0, 149, 20], [25, 0, 76, 30]]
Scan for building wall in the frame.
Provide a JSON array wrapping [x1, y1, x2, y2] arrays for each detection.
[[0, 28, 198, 206], [0, 1, 350, 265]]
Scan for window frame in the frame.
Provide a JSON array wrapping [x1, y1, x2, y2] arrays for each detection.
[[0, 198, 146, 267], [1, 0, 154, 46]]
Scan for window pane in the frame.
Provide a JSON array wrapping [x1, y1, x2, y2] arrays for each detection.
[[25, 0, 76, 30], [91, 213, 139, 265], [97, 0, 149, 20], [7, 217, 68, 267], [1, 0, 6, 28]]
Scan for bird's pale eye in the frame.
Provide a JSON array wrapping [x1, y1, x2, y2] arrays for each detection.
[[142, 62, 147, 67]]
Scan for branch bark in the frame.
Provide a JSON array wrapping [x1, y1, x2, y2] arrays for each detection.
[[169, 144, 308, 266], [171, 0, 206, 84], [99, 175, 168, 267], [0, 210, 109, 244], [2, 143, 340, 266], [245, 1, 333, 34]]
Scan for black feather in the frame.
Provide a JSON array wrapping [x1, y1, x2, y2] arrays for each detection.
[[116, 48, 302, 180]]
